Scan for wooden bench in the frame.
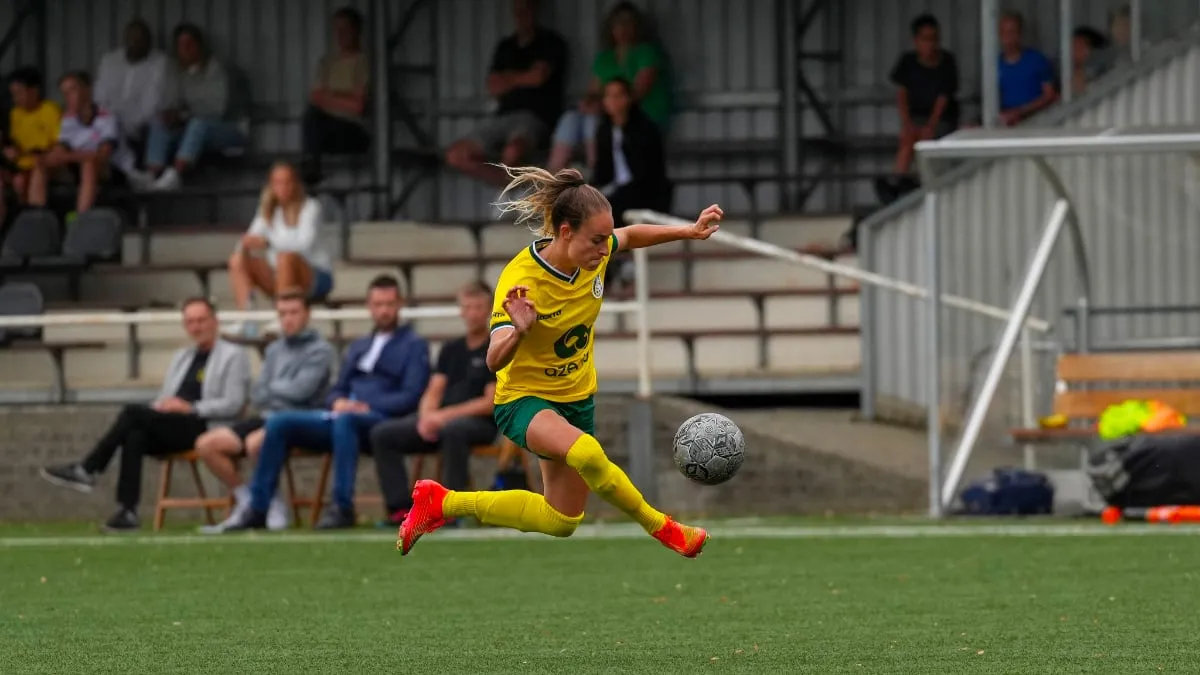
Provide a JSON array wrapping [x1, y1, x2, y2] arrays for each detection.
[[153, 448, 332, 531], [1010, 351, 1200, 446]]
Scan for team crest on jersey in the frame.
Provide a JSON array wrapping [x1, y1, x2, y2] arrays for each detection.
[[592, 275, 604, 299]]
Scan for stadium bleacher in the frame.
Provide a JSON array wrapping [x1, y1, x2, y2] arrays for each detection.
[[0, 214, 862, 402]]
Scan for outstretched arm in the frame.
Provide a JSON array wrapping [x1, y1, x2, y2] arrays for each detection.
[[614, 204, 723, 252]]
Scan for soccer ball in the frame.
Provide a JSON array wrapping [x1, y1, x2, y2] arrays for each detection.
[[672, 413, 745, 485]]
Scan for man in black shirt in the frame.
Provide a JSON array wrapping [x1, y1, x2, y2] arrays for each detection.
[[444, 0, 567, 187], [877, 13, 959, 204], [371, 281, 498, 524], [39, 297, 250, 532]]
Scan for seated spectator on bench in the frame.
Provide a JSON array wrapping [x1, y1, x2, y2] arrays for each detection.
[[876, 13, 959, 204], [140, 23, 246, 191], [94, 18, 169, 145], [997, 11, 1057, 127], [592, 78, 668, 285], [1108, 5, 1147, 68], [39, 297, 250, 532], [444, 0, 566, 187], [28, 72, 138, 217], [1070, 26, 1112, 96], [592, 78, 669, 230], [301, 6, 370, 185], [195, 291, 336, 533], [547, 1, 670, 173], [227, 162, 334, 337], [371, 281, 498, 525], [224, 275, 431, 531], [1, 67, 60, 226]]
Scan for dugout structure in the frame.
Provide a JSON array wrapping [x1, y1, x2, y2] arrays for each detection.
[[913, 127, 1200, 517]]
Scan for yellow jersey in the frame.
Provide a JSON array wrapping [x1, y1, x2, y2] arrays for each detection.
[[9, 101, 61, 170], [490, 234, 617, 405]]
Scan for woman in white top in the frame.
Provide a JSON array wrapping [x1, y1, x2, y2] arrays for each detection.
[[227, 162, 334, 328]]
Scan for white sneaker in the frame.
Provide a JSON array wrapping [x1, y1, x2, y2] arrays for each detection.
[[223, 321, 260, 339], [154, 167, 181, 191], [267, 497, 291, 531], [199, 503, 249, 535]]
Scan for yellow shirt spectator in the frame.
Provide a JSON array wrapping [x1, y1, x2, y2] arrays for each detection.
[[9, 100, 61, 170]]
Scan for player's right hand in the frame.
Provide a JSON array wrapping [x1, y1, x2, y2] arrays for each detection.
[[502, 285, 536, 334]]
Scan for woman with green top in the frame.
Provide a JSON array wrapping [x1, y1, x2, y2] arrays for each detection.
[[546, 1, 671, 172]]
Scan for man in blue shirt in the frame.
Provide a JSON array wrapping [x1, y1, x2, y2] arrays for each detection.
[[997, 10, 1058, 126], [226, 275, 431, 530]]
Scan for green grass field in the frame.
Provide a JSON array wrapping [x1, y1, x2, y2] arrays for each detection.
[[1, 521, 1195, 674]]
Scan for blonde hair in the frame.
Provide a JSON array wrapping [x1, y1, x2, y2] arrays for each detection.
[[259, 161, 306, 226], [493, 165, 611, 238]]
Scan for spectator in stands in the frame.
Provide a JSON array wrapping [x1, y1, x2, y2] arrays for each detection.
[[1, 67, 60, 225], [370, 281, 497, 525], [224, 275, 431, 531], [195, 291, 336, 533], [226, 162, 333, 337], [1108, 5, 1147, 67], [39, 298, 250, 532], [141, 23, 246, 191], [997, 11, 1058, 127], [877, 13, 960, 204], [1071, 26, 1112, 96], [592, 77, 669, 236], [27, 72, 138, 217], [301, 6, 370, 185], [94, 19, 169, 144], [444, 0, 567, 187], [546, 1, 671, 173]]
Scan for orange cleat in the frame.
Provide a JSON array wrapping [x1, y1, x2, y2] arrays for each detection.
[[397, 479, 449, 556], [652, 517, 709, 558]]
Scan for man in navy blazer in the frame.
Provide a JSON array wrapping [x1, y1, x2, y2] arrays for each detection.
[[228, 275, 431, 530]]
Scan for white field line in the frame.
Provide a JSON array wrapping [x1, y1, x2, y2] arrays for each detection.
[[3, 522, 1200, 548]]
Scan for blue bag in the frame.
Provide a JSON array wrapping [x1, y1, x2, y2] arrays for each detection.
[[958, 468, 1054, 516]]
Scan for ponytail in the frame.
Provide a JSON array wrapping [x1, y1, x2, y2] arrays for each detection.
[[493, 164, 610, 238]]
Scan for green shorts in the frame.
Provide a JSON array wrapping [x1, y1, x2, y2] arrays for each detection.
[[494, 395, 595, 457]]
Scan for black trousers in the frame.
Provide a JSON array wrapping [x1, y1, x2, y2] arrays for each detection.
[[80, 404, 208, 510], [302, 105, 370, 157], [369, 413, 498, 513], [605, 181, 672, 285]]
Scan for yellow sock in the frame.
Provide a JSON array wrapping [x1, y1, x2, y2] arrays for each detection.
[[443, 490, 582, 538], [565, 433, 667, 534]]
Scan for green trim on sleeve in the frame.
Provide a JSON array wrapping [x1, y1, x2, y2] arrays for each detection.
[[610, 233, 619, 255]]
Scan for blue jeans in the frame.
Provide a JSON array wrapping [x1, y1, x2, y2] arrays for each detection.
[[145, 116, 246, 167], [250, 410, 385, 513], [552, 110, 600, 146], [311, 268, 334, 300]]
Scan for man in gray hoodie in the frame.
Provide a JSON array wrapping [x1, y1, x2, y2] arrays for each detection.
[[195, 291, 335, 532]]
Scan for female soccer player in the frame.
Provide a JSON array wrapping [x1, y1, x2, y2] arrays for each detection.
[[398, 166, 721, 558]]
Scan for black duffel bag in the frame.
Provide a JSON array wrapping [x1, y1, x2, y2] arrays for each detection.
[[1088, 433, 1200, 507]]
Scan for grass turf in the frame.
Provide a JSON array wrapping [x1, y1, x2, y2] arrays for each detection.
[[0, 524, 1194, 673]]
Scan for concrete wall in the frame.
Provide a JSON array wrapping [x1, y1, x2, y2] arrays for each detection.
[[0, 397, 924, 523]]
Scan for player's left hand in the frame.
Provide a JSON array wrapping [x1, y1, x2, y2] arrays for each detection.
[[689, 204, 723, 240]]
